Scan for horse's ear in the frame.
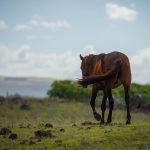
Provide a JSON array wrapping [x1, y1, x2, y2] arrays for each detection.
[[80, 54, 83, 60]]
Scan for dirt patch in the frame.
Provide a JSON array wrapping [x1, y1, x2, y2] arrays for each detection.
[[0, 128, 12, 135], [34, 130, 55, 138]]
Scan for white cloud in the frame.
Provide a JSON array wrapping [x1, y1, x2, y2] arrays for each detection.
[[39, 20, 71, 30], [30, 17, 71, 30], [14, 24, 32, 31], [15, 16, 71, 31], [0, 44, 80, 79], [0, 20, 7, 30], [106, 3, 137, 22], [82, 45, 95, 56], [130, 47, 150, 83]]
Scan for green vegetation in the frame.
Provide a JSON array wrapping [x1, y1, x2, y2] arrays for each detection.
[[47, 80, 150, 102], [130, 83, 150, 100], [0, 100, 150, 150], [47, 80, 92, 101]]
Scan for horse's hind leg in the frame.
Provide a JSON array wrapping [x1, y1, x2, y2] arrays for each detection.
[[107, 89, 114, 124], [90, 87, 101, 121], [100, 91, 107, 124], [124, 85, 131, 124]]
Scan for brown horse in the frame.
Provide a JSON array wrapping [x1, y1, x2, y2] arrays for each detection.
[[78, 51, 131, 124]]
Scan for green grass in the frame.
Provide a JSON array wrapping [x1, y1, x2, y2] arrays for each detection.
[[1, 123, 150, 150], [0, 101, 150, 150]]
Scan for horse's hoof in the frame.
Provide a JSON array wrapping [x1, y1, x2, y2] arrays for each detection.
[[126, 120, 131, 125], [93, 112, 101, 121], [107, 119, 112, 124], [100, 121, 105, 125]]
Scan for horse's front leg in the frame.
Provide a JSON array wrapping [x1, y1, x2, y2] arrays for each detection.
[[90, 88, 101, 121]]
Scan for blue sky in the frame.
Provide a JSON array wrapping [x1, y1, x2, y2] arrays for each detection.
[[0, 0, 150, 83]]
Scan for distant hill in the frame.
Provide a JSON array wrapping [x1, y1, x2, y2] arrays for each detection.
[[0, 76, 55, 81], [0, 76, 55, 97]]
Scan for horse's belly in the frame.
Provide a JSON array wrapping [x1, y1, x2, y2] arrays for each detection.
[[113, 79, 122, 88]]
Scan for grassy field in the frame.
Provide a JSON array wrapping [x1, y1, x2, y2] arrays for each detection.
[[0, 100, 150, 150]]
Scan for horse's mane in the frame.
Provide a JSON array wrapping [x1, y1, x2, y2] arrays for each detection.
[[85, 53, 106, 66]]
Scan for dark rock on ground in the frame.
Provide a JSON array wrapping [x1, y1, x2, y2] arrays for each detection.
[[34, 130, 54, 138], [9, 133, 18, 140], [45, 123, 53, 128], [0, 128, 11, 135], [59, 128, 65, 132]]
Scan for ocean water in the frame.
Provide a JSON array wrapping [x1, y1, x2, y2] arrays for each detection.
[[0, 78, 52, 98]]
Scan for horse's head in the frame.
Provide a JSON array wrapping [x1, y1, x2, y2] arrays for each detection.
[[80, 54, 95, 88]]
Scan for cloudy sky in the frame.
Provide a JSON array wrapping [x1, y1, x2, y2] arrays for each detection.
[[0, 0, 150, 83]]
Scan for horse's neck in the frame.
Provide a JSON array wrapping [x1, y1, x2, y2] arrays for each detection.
[[91, 59, 104, 75]]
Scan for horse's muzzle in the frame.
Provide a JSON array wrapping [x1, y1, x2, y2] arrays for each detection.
[[81, 77, 88, 88], [82, 84, 88, 88]]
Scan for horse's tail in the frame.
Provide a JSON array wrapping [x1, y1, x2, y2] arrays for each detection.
[[78, 59, 122, 86]]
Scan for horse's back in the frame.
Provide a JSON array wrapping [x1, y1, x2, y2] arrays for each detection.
[[104, 51, 131, 87]]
